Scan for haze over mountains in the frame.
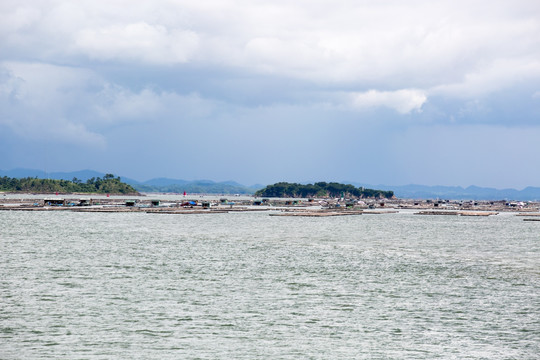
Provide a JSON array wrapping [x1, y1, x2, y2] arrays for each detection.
[[1, 168, 540, 201], [0, 168, 260, 195], [347, 183, 540, 202]]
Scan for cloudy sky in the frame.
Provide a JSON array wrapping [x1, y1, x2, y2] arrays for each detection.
[[1, 0, 539, 188]]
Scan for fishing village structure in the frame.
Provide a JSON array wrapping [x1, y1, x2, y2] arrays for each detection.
[[1, 193, 539, 218]]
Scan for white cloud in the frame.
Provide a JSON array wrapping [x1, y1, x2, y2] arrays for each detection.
[[0, 4, 41, 32], [350, 89, 427, 114], [431, 58, 540, 98], [0, 61, 223, 147], [75, 22, 199, 64], [0, 62, 107, 147], [93, 85, 164, 121], [243, 37, 322, 75], [1, 0, 539, 95], [1, 0, 540, 137], [46, 120, 107, 148], [94, 86, 215, 123]]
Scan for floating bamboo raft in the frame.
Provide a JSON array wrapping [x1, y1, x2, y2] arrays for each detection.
[[270, 210, 363, 217], [415, 211, 497, 216]]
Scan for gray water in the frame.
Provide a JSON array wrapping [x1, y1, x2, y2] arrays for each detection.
[[1, 210, 538, 359]]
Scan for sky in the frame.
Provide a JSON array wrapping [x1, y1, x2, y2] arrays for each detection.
[[1, 0, 539, 188]]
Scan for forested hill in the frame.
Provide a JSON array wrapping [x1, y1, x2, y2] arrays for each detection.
[[0, 174, 138, 194], [255, 182, 394, 199]]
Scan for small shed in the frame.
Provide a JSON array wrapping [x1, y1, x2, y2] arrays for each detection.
[[78, 198, 92, 206], [44, 198, 66, 206], [151, 200, 160, 207], [202, 202, 211, 209], [125, 200, 137, 207]]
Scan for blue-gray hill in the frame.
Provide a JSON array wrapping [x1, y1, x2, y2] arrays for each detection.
[[348, 182, 540, 201]]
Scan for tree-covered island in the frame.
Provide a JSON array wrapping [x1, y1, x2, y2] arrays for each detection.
[[0, 174, 138, 194], [255, 182, 394, 199]]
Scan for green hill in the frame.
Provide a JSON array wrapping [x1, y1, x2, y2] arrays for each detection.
[[0, 174, 138, 194], [255, 182, 394, 199]]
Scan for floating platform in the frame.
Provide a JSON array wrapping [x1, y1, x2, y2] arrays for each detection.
[[362, 210, 399, 214], [458, 211, 498, 216], [270, 210, 363, 217], [415, 211, 458, 216], [415, 211, 497, 216]]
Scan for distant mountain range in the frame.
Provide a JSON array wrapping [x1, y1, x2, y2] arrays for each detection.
[[0, 168, 261, 195], [1, 168, 540, 200], [347, 183, 540, 201]]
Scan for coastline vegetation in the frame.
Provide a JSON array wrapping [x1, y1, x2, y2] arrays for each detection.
[[255, 182, 394, 199], [0, 174, 138, 194]]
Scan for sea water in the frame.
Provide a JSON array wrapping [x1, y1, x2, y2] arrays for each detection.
[[1, 210, 538, 359]]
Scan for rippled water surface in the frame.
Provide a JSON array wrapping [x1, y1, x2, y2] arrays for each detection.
[[1, 210, 539, 359]]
